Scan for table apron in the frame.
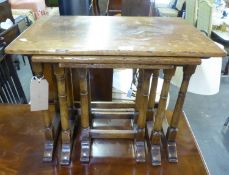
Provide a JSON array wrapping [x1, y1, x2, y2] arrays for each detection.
[[31, 55, 202, 66]]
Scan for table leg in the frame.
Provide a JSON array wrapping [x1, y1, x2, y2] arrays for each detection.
[[150, 68, 175, 166], [135, 69, 143, 111], [77, 69, 91, 163], [54, 65, 71, 165], [135, 69, 152, 162], [134, 69, 143, 124], [32, 62, 55, 162], [165, 65, 196, 163], [147, 69, 159, 121]]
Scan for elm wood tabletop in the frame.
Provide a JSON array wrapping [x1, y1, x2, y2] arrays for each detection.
[[5, 16, 226, 166], [5, 16, 225, 57], [0, 104, 208, 175]]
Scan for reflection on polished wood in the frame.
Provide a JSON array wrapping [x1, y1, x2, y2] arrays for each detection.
[[0, 104, 208, 175], [6, 16, 226, 58]]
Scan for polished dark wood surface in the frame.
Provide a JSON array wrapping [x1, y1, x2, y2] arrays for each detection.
[[5, 16, 226, 58], [0, 104, 208, 174]]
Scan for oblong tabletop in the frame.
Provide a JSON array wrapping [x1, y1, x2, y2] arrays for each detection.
[[5, 16, 226, 58]]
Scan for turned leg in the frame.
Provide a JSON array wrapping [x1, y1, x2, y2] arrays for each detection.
[[147, 69, 159, 121], [54, 65, 71, 165], [135, 69, 152, 162], [32, 62, 55, 162], [165, 65, 196, 163], [135, 69, 143, 111], [150, 68, 175, 166], [134, 69, 144, 123], [77, 69, 91, 163]]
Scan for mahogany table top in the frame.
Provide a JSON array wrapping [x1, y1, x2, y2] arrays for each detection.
[[0, 104, 208, 175], [5, 16, 226, 59]]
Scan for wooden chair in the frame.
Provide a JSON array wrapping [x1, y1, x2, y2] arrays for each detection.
[[92, 0, 122, 16], [185, 0, 213, 36], [0, 0, 27, 104], [196, 0, 213, 36], [121, 0, 151, 16], [0, 0, 15, 23], [92, 0, 151, 16], [156, 0, 186, 17], [106, 0, 122, 16], [9, 0, 48, 19], [185, 0, 198, 26]]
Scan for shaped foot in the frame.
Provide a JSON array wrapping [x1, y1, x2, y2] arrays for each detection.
[[60, 143, 71, 165], [151, 144, 161, 166], [80, 140, 90, 163], [43, 141, 54, 162], [80, 128, 90, 163], [135, 141, 146, 162], [167, 141, 178, 163]]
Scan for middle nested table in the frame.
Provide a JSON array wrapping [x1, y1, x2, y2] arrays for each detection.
[[5, 16, 226, 166]]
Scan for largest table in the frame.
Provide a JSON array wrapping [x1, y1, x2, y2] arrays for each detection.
[[6, 16, 226, 166]]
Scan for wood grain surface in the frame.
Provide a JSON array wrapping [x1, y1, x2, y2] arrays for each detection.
[[5, 16, 226, 58], [0, 104, 209, 175]]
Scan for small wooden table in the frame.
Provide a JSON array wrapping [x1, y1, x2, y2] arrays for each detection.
[[5, 16, 226, 166]]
